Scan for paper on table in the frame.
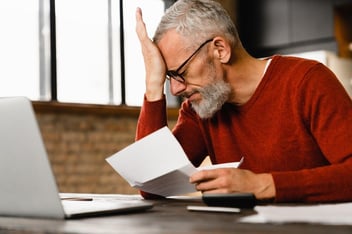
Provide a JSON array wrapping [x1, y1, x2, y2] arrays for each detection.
[[239, 202, 352, 225], [106, 126, 242, 197]]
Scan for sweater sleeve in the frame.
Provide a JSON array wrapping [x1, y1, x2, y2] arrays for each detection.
[[135, 95, 168, 199], [136, 94, 168, 141], [173, 101, 209, 167], [272, 63, 352, 203]]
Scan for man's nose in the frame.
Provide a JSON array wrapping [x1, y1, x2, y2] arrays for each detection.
[[170, 79, 187, 96]]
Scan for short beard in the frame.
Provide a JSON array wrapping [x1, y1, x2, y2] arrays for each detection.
[[190, 79, 231, 119]]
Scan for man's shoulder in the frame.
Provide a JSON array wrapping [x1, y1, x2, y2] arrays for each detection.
[[269, 55, 328, 82], [271, 54, 320, 69]]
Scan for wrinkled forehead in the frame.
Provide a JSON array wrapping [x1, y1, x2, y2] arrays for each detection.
[[157, 30, 193, 70]]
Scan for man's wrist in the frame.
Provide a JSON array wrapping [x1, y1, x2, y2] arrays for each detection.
[[145, 92, 164, 102], [145, 75, 165, 102], [145, 83, 164, 101], [256, 173, 276, 200]]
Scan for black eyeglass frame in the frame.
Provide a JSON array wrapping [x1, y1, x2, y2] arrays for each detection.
[[166, 38, 213, 83]]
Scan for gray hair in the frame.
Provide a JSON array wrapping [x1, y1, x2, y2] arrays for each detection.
[[153, 0, 240, 49]]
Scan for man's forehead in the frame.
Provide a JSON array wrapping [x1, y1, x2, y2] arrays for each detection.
[[158, 31, 190, 69]]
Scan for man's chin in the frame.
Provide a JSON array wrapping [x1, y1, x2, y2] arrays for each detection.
[[191, 102, 216, 119]]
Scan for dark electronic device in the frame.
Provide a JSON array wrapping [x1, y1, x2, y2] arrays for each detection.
[[202, 193, 256, 209]]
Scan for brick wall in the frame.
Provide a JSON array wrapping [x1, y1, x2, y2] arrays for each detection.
[[35, 109, 177, 195]]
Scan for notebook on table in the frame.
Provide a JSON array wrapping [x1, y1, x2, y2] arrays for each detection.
[[0, 96, 152, 219]]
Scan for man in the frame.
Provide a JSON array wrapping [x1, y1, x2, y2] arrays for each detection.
[[135, 0, 352, 202]]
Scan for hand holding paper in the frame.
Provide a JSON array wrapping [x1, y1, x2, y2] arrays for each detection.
[[106, 127, 242, 197]]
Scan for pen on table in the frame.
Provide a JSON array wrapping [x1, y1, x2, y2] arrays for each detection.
[[61, 197, 93, 201]]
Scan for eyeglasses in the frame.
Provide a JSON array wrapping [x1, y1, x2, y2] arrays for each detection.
[[166, 38, 213, 83]]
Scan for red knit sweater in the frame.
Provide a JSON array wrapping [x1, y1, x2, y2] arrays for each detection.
[[136, 55, 352, 203]]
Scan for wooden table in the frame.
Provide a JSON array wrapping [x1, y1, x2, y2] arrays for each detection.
[[0, 196, 351, 234]]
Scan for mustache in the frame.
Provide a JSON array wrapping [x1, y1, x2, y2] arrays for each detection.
[[179, 83, 209, 99], [180, 90, 199, 99]]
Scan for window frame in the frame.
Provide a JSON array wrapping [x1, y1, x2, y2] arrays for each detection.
[[48, 0, 178, 107], [0, 0, 178, 111]]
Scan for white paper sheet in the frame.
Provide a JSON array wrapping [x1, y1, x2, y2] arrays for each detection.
[[239, 202, 352, 225], [106, 127, 241, 197]]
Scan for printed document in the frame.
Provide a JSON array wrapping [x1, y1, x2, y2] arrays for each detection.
[[239, 202, 352, 225], [106, 127, 241, 197]]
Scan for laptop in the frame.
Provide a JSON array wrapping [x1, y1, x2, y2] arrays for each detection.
[[0, 96, 153, 219]]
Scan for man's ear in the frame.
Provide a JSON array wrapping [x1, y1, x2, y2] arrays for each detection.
[[212, 37, 231, 64]]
